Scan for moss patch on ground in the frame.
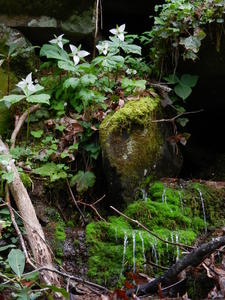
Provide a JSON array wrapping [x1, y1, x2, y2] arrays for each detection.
[[86, 181, 225, 286]]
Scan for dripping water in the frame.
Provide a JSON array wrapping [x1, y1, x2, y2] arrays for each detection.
[[162, 188, 167, 204], [175, 232, 179, 261], [132, 230, 136, 273], [152, 239, 158, 265], [139, 231, 146, 271], [197, 188, 207, 233], [141, 188, 148, 202], [120, 232, 128, 277]]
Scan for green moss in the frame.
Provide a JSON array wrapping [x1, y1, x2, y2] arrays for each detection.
[[100, 96, 163, 203], [86, 181, 225, 286], [20, 172, 32, 189], [100, 96, 160, 146]]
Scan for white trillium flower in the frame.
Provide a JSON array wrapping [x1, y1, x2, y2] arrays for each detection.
[[126, 68, 137, 75], [69, 44, 89, 65], [96, 42, 109, 55], [16, 72, 36, 92], [109, 24, 126, 41], [49, 34, 64, 49]]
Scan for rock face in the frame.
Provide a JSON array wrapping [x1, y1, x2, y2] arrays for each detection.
[[99, 96, 183, 206], [0, 0, 95, 47], [0, 24, 37, 135]]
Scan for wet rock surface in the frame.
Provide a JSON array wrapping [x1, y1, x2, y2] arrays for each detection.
[[63, 228, 88, 279]]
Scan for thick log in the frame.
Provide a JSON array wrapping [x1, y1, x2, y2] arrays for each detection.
[[127, 235, 225, 297]]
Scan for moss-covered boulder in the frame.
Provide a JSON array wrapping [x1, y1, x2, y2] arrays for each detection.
[[99, 96, 183, 205], [86, 180, 225, 287]]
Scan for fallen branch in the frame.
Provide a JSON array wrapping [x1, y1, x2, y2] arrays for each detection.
[[77, 194, 106, 221], [151, 109, 204, 124], [66, 178, 86, 224], [110, 206, 194, 250], [10, 104, 40, 149], [23, 266, 110, 293], [127, 235, 225, 297], [5, 185, 36, 269]]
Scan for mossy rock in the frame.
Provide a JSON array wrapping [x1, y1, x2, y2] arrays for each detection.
[[86, 180, 225, 287], [99, 96, 183, 206]]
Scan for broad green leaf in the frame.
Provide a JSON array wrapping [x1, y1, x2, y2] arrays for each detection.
[[8, 249, 25, 277], [63, 78, 80, 89], [31, 130, 44, 138], [0, 244, 16, 252], [58, 60, 77, 72], [70, 171, 96, 193], [177, 117, 189, 127], [164, 74, 179, 84], [180, 74, 198, 87], [27, 94, 50, 104], [174, 84, 192, 100], [80, 74, 97, 86], [34, 162, 67, 182], [2, 171, 14, 183], [0, 95, 25, 107], [40, 44, 70, 62], [68, 143, 79, 151], [42, 285, 69, 299], [179, 36, 201, 53]]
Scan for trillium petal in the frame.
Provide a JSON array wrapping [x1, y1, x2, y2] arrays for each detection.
[[103, 49, 108, 55], [69, 44, 77, 54], [119, 24, 126, 32], [58, 34, 64, 40], [27, 83, 36, 92], [16, 80, 26, 90], [73, 55, 80, 65], [118, 33, 125, 41], [49, 38, 57, 44], [26, 73, 33, 84], [96, 45, 102, 52], [58, 41, 63, 49], [109, 28, 117, 35], [78, 50, 89, 58]]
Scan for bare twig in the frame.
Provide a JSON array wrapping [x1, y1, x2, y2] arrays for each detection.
[[10, 104, 40, 149], [152, 109, 204, 124], [77, 195, 106, 221], [23, 266, 110, 293], [110, 206, 194, 250], [66, 178, 86, 224], [5, 184, 36, 269]]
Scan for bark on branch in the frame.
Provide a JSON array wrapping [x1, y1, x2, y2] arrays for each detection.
[[0, 131, 60, 288], [127, 235, 225, 297]]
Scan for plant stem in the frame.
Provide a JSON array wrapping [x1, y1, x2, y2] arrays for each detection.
[[26, 102, 30, 144]]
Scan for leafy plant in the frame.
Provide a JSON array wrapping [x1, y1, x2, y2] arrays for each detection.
[[141, 0, 225, 74], [70, 171, 96, 193], [0, 73, 50, 142], [33, 162, 68, 182], [164, 73, 198, 101], [0, 249, 69, 299]]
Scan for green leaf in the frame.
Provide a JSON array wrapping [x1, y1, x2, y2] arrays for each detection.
[[58, 60, 77, 72], [27, 94, 50, 105], [174, 84, 192, 100], [70, 171, 96, 193], [177, 117, 189, 127], [8, 249, 25, 277], [2, 171, 14, 183], [68, 143, 79, 151], [31, 130, 44, 138], [80, 74, 97, 86], [33, 162, 68, 182], [0, 244, 16, 252], [42, 285, 69, 299], [63, 78, 80, 89], [180, 74, 198, 87], [0, 95, 25, 107], [164, 74, 179, 84], [179, 36, 201, 53]]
